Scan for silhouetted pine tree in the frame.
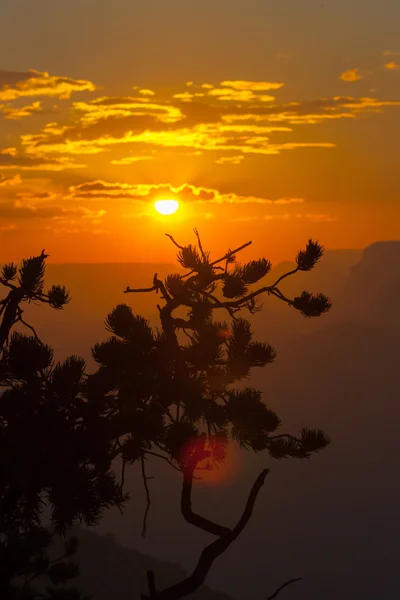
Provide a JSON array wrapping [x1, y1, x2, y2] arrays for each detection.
[[88, 231, 332, 600], [0, 252, 125, 599], [1, 235, 332, 600]]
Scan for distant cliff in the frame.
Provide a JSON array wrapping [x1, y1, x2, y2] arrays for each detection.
[[334, 241, 400, 329]]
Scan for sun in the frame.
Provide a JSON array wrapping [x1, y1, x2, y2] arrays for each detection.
[[154, 199, 179, 215]]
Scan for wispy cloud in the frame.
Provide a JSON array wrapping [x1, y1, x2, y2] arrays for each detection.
[[215, 155, 244, 165], [385, 62, 400, 71], [110, 155, 154, 165], [0, 147, 85, 171], [0, 173, 21, 186], [17, 81, 400, 164], [304, 213, 338, 222], [73, 96, 183, 124], [229, 216, 259, 223], [0, 200, 106, 220], [0, 101, 42, 120], [340, 68, 364, 82], [0, 69, 96, 101], [180, 80, 284, 103]]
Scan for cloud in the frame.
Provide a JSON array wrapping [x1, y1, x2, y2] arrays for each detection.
[[91, 127, 334, 156], [0, 101, 42, 120], [340, 69, 364, 82], [0, 149, 85, 171], [69, 180, 306, 207], [0, 194, 106, 220], [305, 213, 337, 222], [21, 115, 332, 157], [229, 216, 259, 223], [69, 181, 217, 202], [110, 155, 154, 165], [385, 62, 400, 71], [0, 202, 61, 219], [262, 213, 338, 222], [0, 147, 17, 157], [215, 155, 244, 165], [0, 69, 96, 101], [208, 87, 276, 103], [333, 96, 400, 109], [179, 80, 283, 103], [293, 212, 337, 222], [220, 80, 284, 91], [172, 92, 205, 102], [274, 197, 304, 204], [72, 96, 183, 124], [0, 173, 21, 186], [16, 191, 58, 202], [6, 79, 399, 165], [264, 213, 290, 221]]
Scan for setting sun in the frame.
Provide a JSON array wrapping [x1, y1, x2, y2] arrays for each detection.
[[154, 199, 179, 215]]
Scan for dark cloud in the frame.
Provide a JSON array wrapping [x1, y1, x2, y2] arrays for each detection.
[[0, 173, 21, 186], [69, 181, 217, 203], [0, 69, 96, 101], [0, 70, 38, 86], [0, 151, 84, 171]]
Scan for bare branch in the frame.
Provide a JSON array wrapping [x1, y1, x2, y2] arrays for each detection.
[[141, 454, 152, 538], [125, 285, 157, 294], [16, 309, 40, 340], [210, 241, 252, 267], [193, 228, 207, 262], [144, 450, 182, 473], [165, 233, 185, 250], [266, 578, 302, 600]]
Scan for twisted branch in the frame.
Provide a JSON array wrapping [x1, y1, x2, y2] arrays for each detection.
[[266, 577, 302, 599], [142, 468, 270, 600]]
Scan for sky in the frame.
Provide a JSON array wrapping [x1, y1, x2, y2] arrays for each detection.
[[0, 0, 399, 264]]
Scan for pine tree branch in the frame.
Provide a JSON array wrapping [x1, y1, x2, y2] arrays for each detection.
[[213, 286, 294, 312], [0, 279, 17, 290], [142, 468, 269, 600], [125, 285, 156, 294], [16, 309, 40, 340], [270, 268, 299, 289], [141, 454, 153, 538], [144, 451, 182, 473], [193, 228, 207, 262], [181, 466, 231, 537], [165, 233, 185, 250], [209, 241, 252, 267], [198, 289, 238, 321], [266, 577, 302, 599]]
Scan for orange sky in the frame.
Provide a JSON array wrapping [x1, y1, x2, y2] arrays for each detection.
[[0, 1, 399, 264]]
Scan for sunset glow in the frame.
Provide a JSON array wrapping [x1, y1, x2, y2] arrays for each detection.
[[0, 2, 399, 264]]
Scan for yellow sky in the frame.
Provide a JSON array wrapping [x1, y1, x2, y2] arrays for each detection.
[[1, 2, 400, 264]]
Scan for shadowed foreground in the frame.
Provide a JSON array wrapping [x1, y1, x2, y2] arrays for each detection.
[[55, 528, 234, 600]]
